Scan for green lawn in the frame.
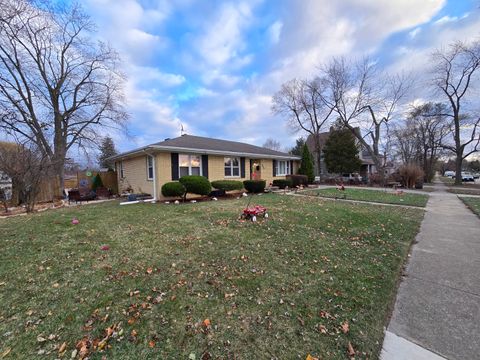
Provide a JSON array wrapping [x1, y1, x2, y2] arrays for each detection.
[[301, 188, 429, 207], [460, 196, 480, 217], [448, 188, 480, 196], [0, 195, 424, 359]]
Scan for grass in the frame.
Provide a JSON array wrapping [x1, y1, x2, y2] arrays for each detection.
[[0, 195, 424, 359], [460, 196, 480, 217], [447, 188, 480, 196], [301, 188, 429, 208]]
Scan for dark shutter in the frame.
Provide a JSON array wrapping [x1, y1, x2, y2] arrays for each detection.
[[171, 153, 179, 180], [272, 160, 277, 177], [249, 159, 253, 180], [240, 157, 246, 178], [201, 155, 209, 178], [290, 160, 294, 175]]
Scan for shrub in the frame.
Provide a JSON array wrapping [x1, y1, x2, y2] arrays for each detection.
[[399, 164, 424, 189], [286, 174, 308, 187], [161, 181, 186, 198], [368, 173, 383, 186], [272, 179, 293, 189], [211, 180, 244, 191], [92, 174, 104, 191], [243, 180, 266, 193], [179, 175, 211, 197]]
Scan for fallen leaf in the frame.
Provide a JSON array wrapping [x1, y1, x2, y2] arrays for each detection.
[[341, 321, 350, 334], [146, 267, 153, 274], [1, 348, 11, 358], [37, 335, 47, 343], [131, 329, 138, 337], [148, 340, 156, 348], [58, 342, 67, 354], [306, 355, 318, 360], [347, 341, 355, 357], [202, 319, 211, 327], [128, 318, 136, 325], [318, 325, 327, 334]]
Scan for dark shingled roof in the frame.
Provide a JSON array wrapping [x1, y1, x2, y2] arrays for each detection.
[[153, 134, 292, 156], [111, 134, 299, 160]]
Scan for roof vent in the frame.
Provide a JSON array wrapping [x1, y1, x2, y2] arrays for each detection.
[[164, 138, 170, 141]]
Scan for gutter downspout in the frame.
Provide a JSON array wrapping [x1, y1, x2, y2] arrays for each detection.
[[143, 150, 157, 203]]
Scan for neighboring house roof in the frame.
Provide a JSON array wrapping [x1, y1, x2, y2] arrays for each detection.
[[305, 131, 330, 152], [110, 134, 300, 161], [306, 128, 375, 166]]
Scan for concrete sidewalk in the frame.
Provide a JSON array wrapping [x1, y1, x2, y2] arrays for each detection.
[[381, 181, 480, 359]]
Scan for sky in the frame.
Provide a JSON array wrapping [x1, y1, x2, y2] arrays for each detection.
[[80, 0, 480, 153]]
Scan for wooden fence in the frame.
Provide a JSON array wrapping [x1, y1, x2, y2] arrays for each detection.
[[65, 170, 118, 194], [9, 170, 118, 205]]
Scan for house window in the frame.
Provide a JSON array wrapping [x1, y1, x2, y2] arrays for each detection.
[[119, 161, 124, 178], [224, 157, 240, 177], [276, 160, 290, 176], [147, 155, 154, 180], [179, 154, 201, 177]]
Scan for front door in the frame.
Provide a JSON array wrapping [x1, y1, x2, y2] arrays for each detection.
[[250, 159, 261, 180]]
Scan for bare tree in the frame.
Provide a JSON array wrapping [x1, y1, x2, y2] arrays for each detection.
[[0, 0, 127, 193], [262, 138, 282, 151], [321, 57, 410, 179], [272, 77, 335, 176], [392, 103, 451, 182], [0, 140, 52, 212], [432, 40, 480, 184]]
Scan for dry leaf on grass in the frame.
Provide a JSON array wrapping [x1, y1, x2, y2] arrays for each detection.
[[341, 321, 349, 334], [347, 341, 355, 357], [58, 342, 67, 354], [1, 348, 11, 358]]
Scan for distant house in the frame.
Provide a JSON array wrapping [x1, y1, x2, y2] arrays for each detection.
[[109, 134, 301, 200], [0, 171, 12, 201], [306, 129, 376, 178]]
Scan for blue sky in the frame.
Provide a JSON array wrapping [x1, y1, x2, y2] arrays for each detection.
[[82, 0, 480, 152]]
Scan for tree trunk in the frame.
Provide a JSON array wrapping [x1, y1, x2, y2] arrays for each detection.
[[455, 154, 463, 185], [313, 135, 321, 177]]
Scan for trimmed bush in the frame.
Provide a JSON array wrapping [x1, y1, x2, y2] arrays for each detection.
[[243, 180, 266, 193], [179, 175, 211, 196], [211, 180, 244, 191], [286, 174, 308, 187], [161, 181, 186, 198], [272, 179, 293, 189]]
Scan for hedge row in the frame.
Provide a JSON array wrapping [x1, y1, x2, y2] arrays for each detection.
[[161, 177, 283, 198]]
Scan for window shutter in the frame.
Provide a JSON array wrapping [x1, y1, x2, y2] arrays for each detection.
[[272, 160, 277, 177], [240, 157, 246, 178], [171, 153, 179, 180], [290, 160, 294, 175], [201, 155, 209, 178]]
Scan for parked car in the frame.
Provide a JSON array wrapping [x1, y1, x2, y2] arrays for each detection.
[[444, 171, 455, 177], [461, 172, 475, 182], [473, 173, 480, 180]]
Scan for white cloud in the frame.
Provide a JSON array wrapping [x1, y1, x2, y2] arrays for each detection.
[[409, 27, 422, 38], [194, 2, 254, 67], [268, 20, 283, 44]]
